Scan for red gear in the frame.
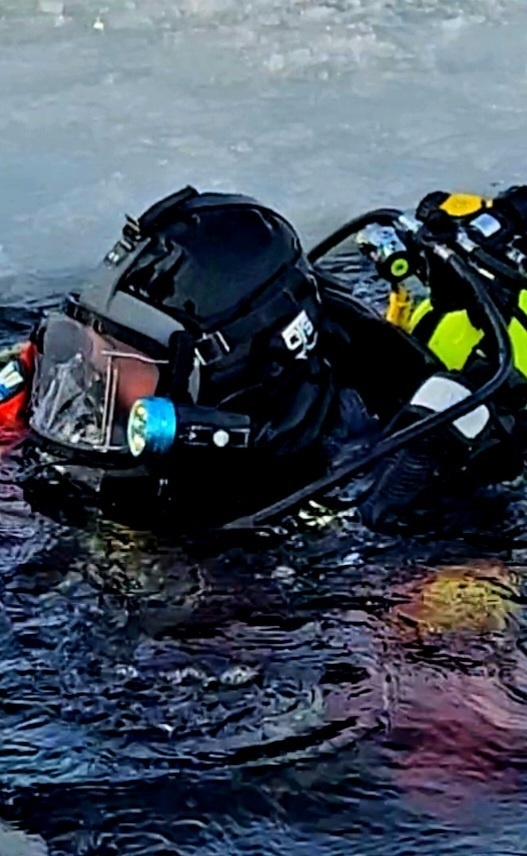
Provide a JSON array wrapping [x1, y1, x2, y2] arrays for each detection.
[[0, 341, 36, 442]]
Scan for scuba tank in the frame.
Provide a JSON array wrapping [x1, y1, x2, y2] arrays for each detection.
[[306, 193, 524, 531], [405, 187, 527, 378], [358, 188, 527, 527], [350, 186, 527, 381]]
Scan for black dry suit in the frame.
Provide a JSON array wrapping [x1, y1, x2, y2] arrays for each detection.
[[25, 185, 447, 529]]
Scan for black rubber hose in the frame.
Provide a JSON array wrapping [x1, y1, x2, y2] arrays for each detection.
[[223, 246, 513, 529], [307, 208, 403, 263], [471, 246, 527, 286], [358, 431, 444, 530]]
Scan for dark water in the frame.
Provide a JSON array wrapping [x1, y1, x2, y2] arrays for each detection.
[[0, 299, 527, 854], [4, 1, 527, 851]]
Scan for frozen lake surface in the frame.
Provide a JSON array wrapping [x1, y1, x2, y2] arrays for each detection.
[[1, 0, 527, 277]]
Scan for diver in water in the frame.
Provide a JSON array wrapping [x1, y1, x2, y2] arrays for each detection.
[[2, 184, 527, 532]]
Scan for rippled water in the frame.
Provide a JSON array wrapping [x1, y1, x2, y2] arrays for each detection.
[[2, 461, 527, 855], [3, 0, 527, 853]]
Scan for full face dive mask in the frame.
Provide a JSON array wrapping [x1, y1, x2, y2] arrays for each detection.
[[29, 186, 330, 468]]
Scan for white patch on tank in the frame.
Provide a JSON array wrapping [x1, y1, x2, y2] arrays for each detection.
[[411, 375, 489, 439]]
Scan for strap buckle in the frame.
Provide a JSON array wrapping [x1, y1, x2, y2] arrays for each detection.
[[195, 331, 231, 366], [105, 216, 144, 266]]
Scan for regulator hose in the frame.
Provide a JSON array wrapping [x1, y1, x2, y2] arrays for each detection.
[[471, 246, 527, 287]]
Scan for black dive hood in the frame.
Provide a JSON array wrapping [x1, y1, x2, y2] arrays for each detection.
[[27, 186, 332, 488], [71, 184, 310, 351]]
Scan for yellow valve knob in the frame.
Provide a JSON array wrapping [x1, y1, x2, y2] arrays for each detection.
[[439, 193, 491, 218], [386, 285, 413, 332]]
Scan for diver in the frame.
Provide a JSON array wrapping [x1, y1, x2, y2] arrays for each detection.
[[1, 184, 526, 532]]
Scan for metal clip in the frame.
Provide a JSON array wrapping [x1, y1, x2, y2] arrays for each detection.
[[195, 331, 231, 366]]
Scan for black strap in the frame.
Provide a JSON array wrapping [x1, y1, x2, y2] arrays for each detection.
[[411, 305, 446, 346], [168, 331, 196, 402], [195, 290, 313, 365], [512, 302, 527, 334], [195, 266, 319, 366]]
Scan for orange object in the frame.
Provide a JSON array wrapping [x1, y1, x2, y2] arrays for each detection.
[[0, 341, 36, 442]]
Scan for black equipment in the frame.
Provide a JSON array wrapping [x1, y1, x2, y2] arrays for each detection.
[[23, 185, 523, 534]]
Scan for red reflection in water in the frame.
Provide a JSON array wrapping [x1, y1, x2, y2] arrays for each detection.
[[384, 561, 526, 820]]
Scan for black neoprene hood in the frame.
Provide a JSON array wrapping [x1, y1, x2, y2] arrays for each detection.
[[74, 188, 306, 347], [142, 193, 304, 326]]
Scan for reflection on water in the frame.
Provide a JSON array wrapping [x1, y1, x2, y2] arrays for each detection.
[[0, 314, 525, 854], [0, 457, 524, 853]]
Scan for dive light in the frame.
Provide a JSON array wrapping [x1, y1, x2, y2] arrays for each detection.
[[127, 397, 251, 458], [127, 397, 177, 458]]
